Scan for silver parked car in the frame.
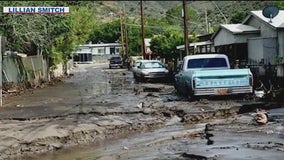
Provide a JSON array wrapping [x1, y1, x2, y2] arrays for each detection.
[[132, 60, 169, 82]]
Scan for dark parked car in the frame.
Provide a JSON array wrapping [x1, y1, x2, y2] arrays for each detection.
[[109, 56, 123, 69]]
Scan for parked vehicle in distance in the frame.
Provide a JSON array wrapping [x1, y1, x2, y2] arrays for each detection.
[[131, 60, 143, 75], [132, 60, 169, 82], [109, 56, 123, 69], [174, 54, 253, 97]]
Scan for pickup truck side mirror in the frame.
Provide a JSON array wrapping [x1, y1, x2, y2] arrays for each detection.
[[137, 66, 141, 69]]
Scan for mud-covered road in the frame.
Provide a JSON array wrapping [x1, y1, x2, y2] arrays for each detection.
[[1, 63, 284, 160]]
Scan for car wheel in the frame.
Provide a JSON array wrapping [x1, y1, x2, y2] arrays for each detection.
[[134, 74, 138, 81], [140, 75, 145, 82]]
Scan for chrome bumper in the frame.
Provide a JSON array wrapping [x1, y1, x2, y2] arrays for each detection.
[[193, 86, 253, 96]]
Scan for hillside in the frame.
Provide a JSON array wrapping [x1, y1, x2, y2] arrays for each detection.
[[94, 1, 271, 34], [95, 1, 179, 22]]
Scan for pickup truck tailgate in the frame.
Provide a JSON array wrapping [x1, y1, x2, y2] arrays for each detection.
[[192, 69, 253, 95]]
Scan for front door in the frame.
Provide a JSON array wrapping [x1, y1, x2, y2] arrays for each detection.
[[110, 47, 115, 55]]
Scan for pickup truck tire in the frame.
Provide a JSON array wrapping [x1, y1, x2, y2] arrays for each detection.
[[184, 84, 197, 101], [174, 83, 181, 95]]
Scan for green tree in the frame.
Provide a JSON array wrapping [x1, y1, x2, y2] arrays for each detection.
[[50, 6, 96, 65], [164, 4, 201, 34], [276, 1, 284, 9], [150, 29, 183, 60], [0, 1, 97, 67], [88, 19, 121, 44], [231, 12, 247, 24]]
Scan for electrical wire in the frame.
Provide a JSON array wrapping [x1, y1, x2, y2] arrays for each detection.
[[211, 1, 228, 24], [124, 23, 183, 31]]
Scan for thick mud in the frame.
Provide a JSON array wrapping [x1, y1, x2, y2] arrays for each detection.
[[24, 109, 284, 160], [1, 63, 283, 160]]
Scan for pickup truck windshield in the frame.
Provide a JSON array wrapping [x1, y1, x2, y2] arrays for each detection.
[[187, 58, 227, 69]]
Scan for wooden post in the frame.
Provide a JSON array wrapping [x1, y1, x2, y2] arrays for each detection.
[[0, 36, 2, 107], [140, 0, 146, 59], [120, 13, 125, 56], [183, 0, 189, 56]]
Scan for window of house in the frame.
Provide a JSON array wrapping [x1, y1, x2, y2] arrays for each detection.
[[98, 48, 104, 54]]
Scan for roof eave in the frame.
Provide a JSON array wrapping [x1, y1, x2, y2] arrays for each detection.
[[232, 30, 260, 35], [242, 13, 253, 24], [211, 26, 222, 40]]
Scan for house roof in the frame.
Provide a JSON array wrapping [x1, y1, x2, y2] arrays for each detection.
[[176, 41, 213, 50], [221, 24, 259, 34], [211, 24, 259, 40], [243, 10, 284, 29], [79, 43, 121, 48]]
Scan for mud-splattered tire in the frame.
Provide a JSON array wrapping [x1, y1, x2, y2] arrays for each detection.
[[134, 74, 138, 81]]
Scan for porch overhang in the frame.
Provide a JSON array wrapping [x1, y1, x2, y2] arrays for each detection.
[[176, 41, 213, 50]]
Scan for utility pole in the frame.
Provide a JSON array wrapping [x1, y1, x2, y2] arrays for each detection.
[[183, 0, 189, 56], [205, 9, 209, 34], [0, 36, 2, 107], [124, 23, 128, 56], [140, 0, 146, 59], [120, 12, 125, 56], [123, 3, 128, 56]]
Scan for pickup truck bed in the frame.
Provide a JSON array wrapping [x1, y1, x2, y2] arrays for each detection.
[[174, 54, 253, 97]]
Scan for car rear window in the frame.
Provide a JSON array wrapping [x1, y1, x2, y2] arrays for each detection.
[[111, 57, 121, 60], [187, 58, 227, 68], [142, 62, 164, 69]]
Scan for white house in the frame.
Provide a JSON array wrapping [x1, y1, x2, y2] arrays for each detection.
[[74, 42, 122, 63], [211, 10, 284, 79], [76, 42, 121, 55]]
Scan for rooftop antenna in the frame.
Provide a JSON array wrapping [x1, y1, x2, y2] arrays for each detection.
[[262, 5, 279, 23]]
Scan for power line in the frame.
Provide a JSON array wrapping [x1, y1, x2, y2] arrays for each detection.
[[124, 23, 183, 31], [212, 1, 228, 24]]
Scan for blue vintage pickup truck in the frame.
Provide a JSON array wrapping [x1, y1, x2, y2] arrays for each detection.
[[174, 54, 253, 97]]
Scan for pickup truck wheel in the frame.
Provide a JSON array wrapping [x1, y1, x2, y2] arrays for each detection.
[[174, 83, 181, 94], [184, 85, 195, 101], [188, 95, 198, 102]]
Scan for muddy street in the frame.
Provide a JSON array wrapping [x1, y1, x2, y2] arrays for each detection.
[[1, 63, 283, 160]]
